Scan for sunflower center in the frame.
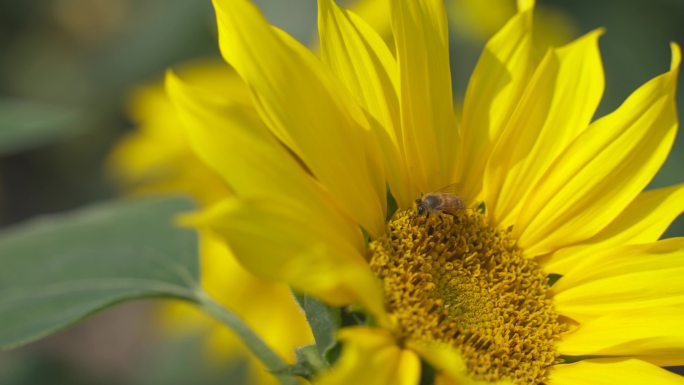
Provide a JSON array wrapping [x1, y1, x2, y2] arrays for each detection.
[[369, 209, 566, 385]]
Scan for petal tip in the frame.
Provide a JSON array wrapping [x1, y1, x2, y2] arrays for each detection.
[[592, 27, 607, 39], [164, 69, 180, 89], [670, 41, 681, 71], [517, 0, 535, 12], [566, 27, 605, 49]]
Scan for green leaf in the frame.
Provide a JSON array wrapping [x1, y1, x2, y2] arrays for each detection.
[[294, 293, 341, 357], [0, 99, 85, 156], [0, 196, 300, 385], [0, 196, 199, 350]]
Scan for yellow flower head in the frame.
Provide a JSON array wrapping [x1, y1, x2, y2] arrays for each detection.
[[167, 0, 683, 384]]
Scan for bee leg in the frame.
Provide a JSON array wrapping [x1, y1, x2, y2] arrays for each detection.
[[448, 212, 459, 224]]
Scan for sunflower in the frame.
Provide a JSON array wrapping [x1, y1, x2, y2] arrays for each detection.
[[108, 60, 314, 384], [167, 0, 683, 383]]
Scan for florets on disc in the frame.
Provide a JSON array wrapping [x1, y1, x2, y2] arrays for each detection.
[[369, 209, 566, 385]]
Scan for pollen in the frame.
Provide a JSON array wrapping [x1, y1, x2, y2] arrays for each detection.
[[369, 209, 566, 385]]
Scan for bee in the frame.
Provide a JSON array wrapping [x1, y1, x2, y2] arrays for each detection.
[[415, 192, 466, 216]]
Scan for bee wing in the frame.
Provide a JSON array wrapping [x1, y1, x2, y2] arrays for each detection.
[[435, 182, 464, 195]]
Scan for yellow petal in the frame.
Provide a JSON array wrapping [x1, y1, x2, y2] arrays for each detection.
[[167, 71, 387, 315], [558, 307, 684, 366], [554, 239, 684, 322], [319, 0, 399, 130], [391, 0, 458, 195], [166, 71, 363, 253], [518, 0, 535, 12], [318, 0, 413, 208], [348, 0, 392, 46], [212, 0, 386, 236], [517, 43, 680, 256], [108, 83, 188, 184], [484, 30, 605, 227], [408, 341, 514, 385], [200, 233, 314, 362], [107, 61, 242, 206], [546, 183, 684, 274], [456, 4, 534, 203], [188, 197, 386, 320], [550, 359, 684, 385], [316, 327, 421, 385]]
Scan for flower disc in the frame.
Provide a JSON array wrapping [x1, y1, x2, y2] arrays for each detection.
[[370, 209, 567, 384]]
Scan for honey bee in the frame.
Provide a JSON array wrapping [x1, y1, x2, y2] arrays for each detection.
[[415, 192, 466, 216]]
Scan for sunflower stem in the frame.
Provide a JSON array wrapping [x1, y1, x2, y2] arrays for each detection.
[[195, 291, 299, 385]]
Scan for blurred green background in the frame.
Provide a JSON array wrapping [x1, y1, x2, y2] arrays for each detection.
[[0, 0, 682, 383]]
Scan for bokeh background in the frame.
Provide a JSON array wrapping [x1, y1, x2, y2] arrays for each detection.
[[0, 0, 682, 383]]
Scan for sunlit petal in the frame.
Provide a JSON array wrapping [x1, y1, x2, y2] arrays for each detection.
[[550, 359, 684, 385], [212, 0, 387, 236], [316, 327, 421, 385], [391, 0, 458, 195], [558, 307, 684, 366], [547, 183, 684, 274], [554, 239, 684, 322], [318, 0, 413, 207], [456, 3, 534, 202], [484, 30, 604, 227], [517, 43, 680, 256]]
